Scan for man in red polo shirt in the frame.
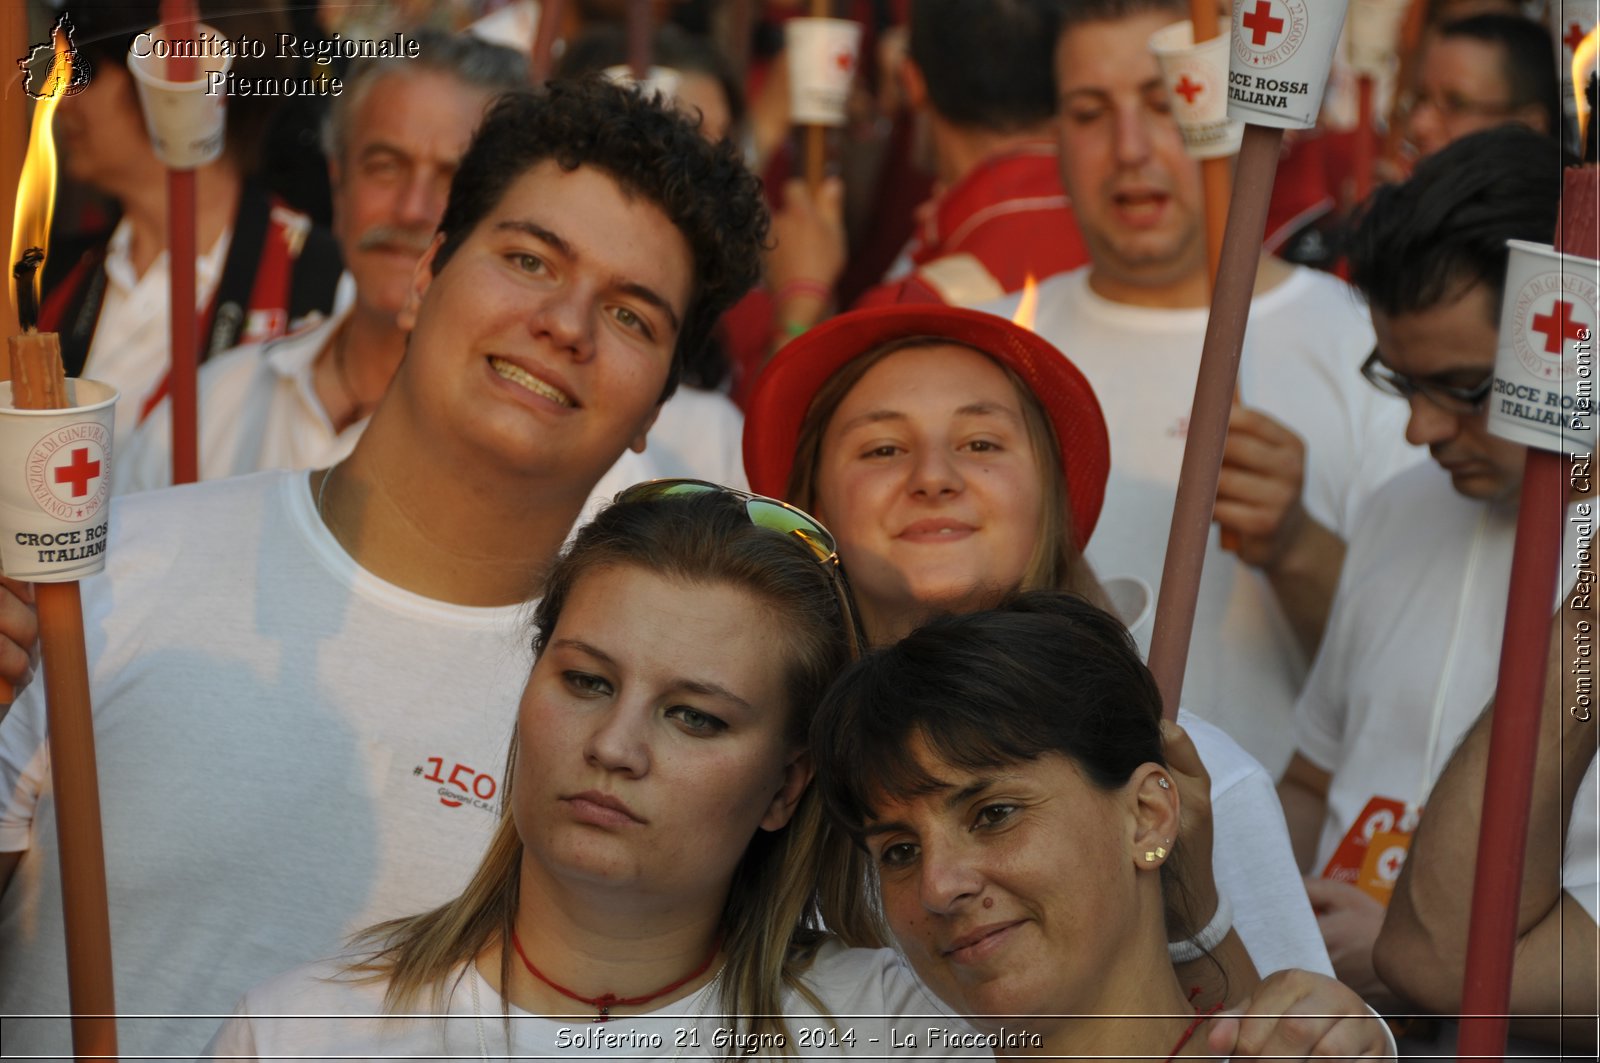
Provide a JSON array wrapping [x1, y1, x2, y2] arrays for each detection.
[[855, 0, 1088, 308]]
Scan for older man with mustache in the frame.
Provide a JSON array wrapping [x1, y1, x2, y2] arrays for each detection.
[[117, 31, 527, 492]]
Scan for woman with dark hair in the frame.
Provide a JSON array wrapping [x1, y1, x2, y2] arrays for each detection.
[[742, 304, 1331, 996], [812, 591, 1390, 1058]]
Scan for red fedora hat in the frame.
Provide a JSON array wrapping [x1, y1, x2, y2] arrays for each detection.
[[742, 304, 1110, 549]]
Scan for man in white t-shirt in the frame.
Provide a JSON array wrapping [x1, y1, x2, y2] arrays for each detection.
[[0, 80, 769, 1058], [117, 32, 527, 494], [986, 0, 1419, 774], [1275, 127, 1595, 1033]]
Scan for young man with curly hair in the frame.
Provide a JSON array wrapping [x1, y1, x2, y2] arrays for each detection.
[[0, 79, 769, 1059]]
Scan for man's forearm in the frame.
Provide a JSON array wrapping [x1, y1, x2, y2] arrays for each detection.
[[1264, 517, 1345, 658], [1374, 601, 1597, 1013]]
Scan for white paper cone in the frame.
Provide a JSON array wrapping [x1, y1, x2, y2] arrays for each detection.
[[1150, 19, 1244, 160], [0, 379, 118, 583], [1488, 241, 1600, 455], [1227, 0, 1351, 129], [786, 17, 861, 127], [127, 22, 233, 169], [601, 64, 684, 105]]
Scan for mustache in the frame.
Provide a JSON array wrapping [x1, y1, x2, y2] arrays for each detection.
[[355, 225, 434, 256]]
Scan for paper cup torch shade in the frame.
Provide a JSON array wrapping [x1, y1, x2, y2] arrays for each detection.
[[127, 22, 233, 169], [1150, 19, 1243, 160], [0, 379, 117, 583], [1488, 241, 1600, 455], [1345, 0, 1410, 78], [786, 17, 861, 127], [601, 64, 684, 106], [1228, 0, 1350, 129]]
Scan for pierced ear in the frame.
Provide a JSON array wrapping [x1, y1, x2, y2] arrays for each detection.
[[397, 233, 446, 332], [628, 404, 662, 454], [760, 749, 815, 832], [1128, 763, 1180, 873]]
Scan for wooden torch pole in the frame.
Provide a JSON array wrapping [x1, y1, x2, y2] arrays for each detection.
[[804, 0, 831, 193], [530, 0, 567, 85], [1146, 122, 1286, 720], [1188, 0, 1230, 286], [1455, 166, 1599, 1063], [161, 0, 199, 487], [6, 334, 118, 1059]]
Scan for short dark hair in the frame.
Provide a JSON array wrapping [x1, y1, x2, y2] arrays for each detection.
[[812, 590, 1164, 836], [1347, 125, 1565, 319], [431, 78, 768, 398], [909, 0, 1062, 130], [1054, 0, 1188, 36], [1437, 14, 1563, 142]]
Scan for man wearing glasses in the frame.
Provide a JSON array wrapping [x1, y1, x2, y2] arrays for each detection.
[[1275, 126, 1583, 1026], [1403, 13, 1562, 160]]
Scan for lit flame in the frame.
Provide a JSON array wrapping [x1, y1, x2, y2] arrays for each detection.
[[1011, 273, 1038, 331], [1575, 27, 1598, 149], [10, 25, 77, 298]]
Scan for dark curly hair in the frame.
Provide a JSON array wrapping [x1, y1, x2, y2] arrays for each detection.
[[432, 78, 768, 399]]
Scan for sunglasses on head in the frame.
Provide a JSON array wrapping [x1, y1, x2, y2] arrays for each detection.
[[615, 478, 865, 658]]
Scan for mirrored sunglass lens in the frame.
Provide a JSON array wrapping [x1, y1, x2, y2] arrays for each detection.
[[745, 500, 836, 560]]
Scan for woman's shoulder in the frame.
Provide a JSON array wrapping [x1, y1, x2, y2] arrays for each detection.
[[790, 940, 957, 1021], [230, 952, 394, 1017]]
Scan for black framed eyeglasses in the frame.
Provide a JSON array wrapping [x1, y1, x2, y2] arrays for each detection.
[[615, 478, 865, 659], [1360, 349, 1493, 415]]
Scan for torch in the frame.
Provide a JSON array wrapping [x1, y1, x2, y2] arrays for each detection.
[[6, 21, 120, 1062], [1146, 0, 1352, 719], [1454, 165, 1599, 1063], [628, 0, 653, 81], [531, 0, 568, 84], [786, 1, 860, 194], [1344, 0, 1410, 205]]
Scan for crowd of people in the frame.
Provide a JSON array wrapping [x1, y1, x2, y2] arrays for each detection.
[[0, 0, 1594, 1058]]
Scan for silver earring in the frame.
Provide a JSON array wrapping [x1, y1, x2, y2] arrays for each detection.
[[1157, 777, 1171, 790]]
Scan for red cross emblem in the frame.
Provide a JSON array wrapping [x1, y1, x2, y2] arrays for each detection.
[[834, 50, 854, 73], [1566, 22, 1587, 54], [1377, 846, 1406, 883], [1242, 1, 1285, 46], [1532, 300, 1589, 354], [1174, 75, 1203, 104], [53, 447, 101, 498]]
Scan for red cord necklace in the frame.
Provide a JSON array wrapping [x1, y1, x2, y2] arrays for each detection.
[[510, 930, 722, 1023], [1164, 1000, 1225, 1061]]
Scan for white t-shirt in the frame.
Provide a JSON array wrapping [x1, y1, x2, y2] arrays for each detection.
[[986, 267, 1422, 774], [204, 940, 973, 1060], [116, 292, 355, 494], [87, 218, 231, 456], [644, 386, 749, 490], [0, 471, 534, 1058], [1181, 710, 1332, 977], [1294, 462, 1599, 921]]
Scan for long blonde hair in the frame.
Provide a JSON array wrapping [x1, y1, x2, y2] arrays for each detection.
[[346, 491, 861, 1047]]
